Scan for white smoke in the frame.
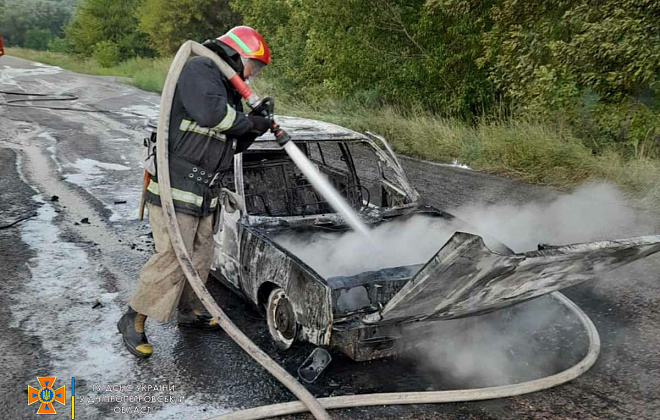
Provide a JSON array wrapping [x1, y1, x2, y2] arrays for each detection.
[[273, 182, 638, 279], [400, 294, 583, 387], [455, 182, 636, 253], [273, 215, 458, 278], [274, 182, 645, 386]]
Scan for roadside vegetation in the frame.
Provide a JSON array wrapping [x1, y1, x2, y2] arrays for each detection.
[[2, 0, 658, 205], [5, 47, 170, 92]]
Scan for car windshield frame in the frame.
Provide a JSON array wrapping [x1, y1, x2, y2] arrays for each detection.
[[233, 137, 419, 226]]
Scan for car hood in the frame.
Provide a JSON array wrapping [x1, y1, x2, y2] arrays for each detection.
[[363, 232, 660, 324]]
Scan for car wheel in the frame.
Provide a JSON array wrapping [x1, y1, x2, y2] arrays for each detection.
[[266, 288, 298, 350]]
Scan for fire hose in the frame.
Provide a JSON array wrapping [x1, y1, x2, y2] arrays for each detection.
[[208, 292, 600, 419], [157, 41, 601, 420]]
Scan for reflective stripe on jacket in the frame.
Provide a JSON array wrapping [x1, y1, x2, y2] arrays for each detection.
[[146, 179, 219, 209]]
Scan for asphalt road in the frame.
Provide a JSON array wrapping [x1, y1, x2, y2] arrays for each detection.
[[1, 55, 659, 420]]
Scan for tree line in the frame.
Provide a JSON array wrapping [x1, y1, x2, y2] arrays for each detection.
[[1, 0, 657, 156], [234, 0, 658, 156], [0, 0, 76, 50], [0, 0, 239, 63]]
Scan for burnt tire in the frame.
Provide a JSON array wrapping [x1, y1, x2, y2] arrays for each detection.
[[266, 288, 298, 350]]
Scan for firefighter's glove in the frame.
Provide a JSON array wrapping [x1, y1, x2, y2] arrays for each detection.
[[248, 115, 271, 136], [250, 97, 275, 118]]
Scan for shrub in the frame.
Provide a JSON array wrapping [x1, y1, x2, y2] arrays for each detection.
[[92, 40, 120, 67], [48, 37, 71, 53], [24, 29, 52, 51], [66, 0, 152, 59], [137, 0, 241, 56]]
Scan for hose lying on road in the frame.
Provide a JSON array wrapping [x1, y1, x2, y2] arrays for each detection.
[[155, 41, 331, 420], [0, 213, 37, 230], [0, 90, 77, 103], [208, 292, 600, 420], [0, 90, 150, 117]]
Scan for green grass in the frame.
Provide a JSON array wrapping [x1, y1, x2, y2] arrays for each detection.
[[6, 48, 170, 93], [253, 77, 660, 205], [6, 48, 660, 206]]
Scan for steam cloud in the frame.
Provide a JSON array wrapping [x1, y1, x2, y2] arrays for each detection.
[[455, 182, 636, 253], [400, 294, 586, 387], [274, 215, 457, 278], [274, 182, 635, 278], [398, 183, 646, 386], [275, 182, 639, 385]]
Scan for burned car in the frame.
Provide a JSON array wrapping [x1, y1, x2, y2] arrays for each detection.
[[209, 116, 660, 361]]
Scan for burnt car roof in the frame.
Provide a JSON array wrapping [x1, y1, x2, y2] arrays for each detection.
[[147, 116, 367, 145], [256, 116, 367, 143]]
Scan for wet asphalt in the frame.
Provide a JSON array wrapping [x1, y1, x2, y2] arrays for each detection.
[[1, 55, 659, 420]]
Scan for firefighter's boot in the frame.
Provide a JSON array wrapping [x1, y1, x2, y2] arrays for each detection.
[[177, 308, 221, 330], [117, 307, 153, 358]]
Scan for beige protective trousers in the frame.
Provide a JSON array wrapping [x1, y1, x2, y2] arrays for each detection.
[[130, 203, 214, 322]]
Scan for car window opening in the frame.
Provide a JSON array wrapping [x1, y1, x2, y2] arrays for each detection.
[[241, 140, 410, 218]]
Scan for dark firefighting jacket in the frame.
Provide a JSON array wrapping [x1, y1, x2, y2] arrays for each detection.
[[145, 56, 257, 217]]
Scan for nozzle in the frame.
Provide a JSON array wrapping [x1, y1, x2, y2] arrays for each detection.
[[271, 122, 291, 147], [276, 129, 291, 147]]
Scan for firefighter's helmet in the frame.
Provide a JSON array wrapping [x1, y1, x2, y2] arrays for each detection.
[[218, 26, 271, 66]]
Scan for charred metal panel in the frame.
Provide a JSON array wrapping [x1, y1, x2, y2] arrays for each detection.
[[211, 209, 242, 288], [363, 133, 420, 202], [331, 323, 402, 361], [210, 155, 244, 289], [328, 265, 422, 315], [239, 227, 333, 345], [376, 233, 660, 324], [254, 116, 369, 144]]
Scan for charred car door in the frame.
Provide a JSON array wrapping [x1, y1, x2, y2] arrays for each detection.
[[211, 155, 244, 290]]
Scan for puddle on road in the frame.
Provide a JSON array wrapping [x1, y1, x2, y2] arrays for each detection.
[[42, 128, 142, 223], [12, 194, 233, 419], [61, 159, 134, 224], [10, 149, 232, 418], [13, 195, 121, 418], [64, 157, 131, 196], [0, 64, 63, 87], [120, 104, 160, 120], [67, 157, 131, 174]]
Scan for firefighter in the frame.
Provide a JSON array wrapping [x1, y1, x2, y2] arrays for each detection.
[[118, 26, 272, 358]]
